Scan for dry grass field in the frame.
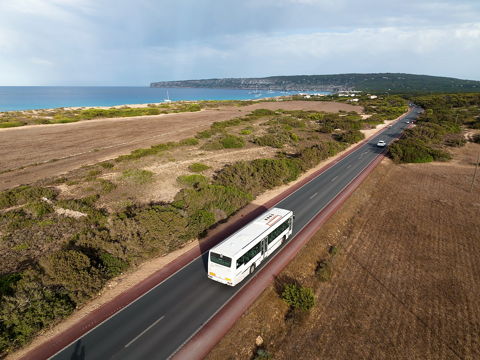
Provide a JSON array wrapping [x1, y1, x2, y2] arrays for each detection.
[[0, 101, 361, 190], [207, 142, 480, 360]]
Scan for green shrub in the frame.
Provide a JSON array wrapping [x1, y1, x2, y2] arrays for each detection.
[[177, 174, 209, 187], [24, 201, 54, 218], [179, 137, 199, 146], [254, 134, 286, 148], [39, 249, 105, 303], [211, 118, 243, 132], [188, 162, 210, 172], [0, 186, 57, 209], [472, 133, 480, 144], [201, 140, 224, 151], [251, 109, 275, 117], [188, 209, 216, 237], [202, 134, 246, 150], [0, 121, 24, 128], [110, 205, 191, 256], [296, 142, 347, 171], [0, 270, 75, 353], [240, 128, 252, 135], [195, 130, 213, 139], [0, 273, 21, 297], [174, 184, 253, 220], [221, 134, 245, 148], [121, 169, 154, 184], [215, 158, 301, 196], [98, 252, 129, 278], [335, 129, 365, 144], [281, 283, 315, 311], [388, 139, 451, 163]]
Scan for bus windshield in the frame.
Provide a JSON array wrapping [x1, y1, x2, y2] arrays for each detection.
[[210, 252, 232, 268]]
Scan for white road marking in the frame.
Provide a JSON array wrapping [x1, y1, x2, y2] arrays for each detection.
[[124, 315, 165, 348], [331, 176, 338, 182], [309, 192, 318, 199], [347, 164, 352, 168]]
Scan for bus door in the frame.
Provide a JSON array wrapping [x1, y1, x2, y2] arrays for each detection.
[[261, 237, 267, 259]]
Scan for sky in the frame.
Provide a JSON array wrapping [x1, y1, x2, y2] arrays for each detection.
[[0, 0, 479, 85]]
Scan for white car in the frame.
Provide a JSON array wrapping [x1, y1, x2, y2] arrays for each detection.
[[377, 140, 386, 147]]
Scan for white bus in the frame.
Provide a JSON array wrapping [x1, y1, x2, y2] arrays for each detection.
[[208, 207, 294, 286]]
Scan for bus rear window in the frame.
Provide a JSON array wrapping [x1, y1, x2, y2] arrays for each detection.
[[210, 252, 232, 268]]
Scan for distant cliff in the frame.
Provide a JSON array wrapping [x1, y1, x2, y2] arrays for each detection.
[[151, 73, 480, 93]]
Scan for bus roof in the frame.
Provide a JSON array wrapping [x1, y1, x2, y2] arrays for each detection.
[[211, 207, 292, 258]]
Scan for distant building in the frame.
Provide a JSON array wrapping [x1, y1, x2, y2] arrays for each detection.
[[369, 95, 378, 99]]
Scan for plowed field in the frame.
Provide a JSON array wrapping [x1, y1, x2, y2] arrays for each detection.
[[208, 143, 480, 360]]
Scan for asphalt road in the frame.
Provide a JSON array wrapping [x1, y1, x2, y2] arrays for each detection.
[[52, 107, 421, 360]]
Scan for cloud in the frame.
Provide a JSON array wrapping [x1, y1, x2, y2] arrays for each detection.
[[0, 0, 479, 84]]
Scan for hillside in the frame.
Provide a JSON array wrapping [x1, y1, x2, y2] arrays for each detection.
[[151, 73, 480, 93]]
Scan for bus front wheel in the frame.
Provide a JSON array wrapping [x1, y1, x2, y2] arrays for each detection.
[[249, 264, 256, 275]]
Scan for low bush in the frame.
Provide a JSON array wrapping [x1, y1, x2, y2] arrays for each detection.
[[39, 249, 105, 304], [0, 186, 57, 209], [254, 133, 287, 148], [215, 158, 301, 196], [388, 138, 451, 163], [0, 273, 21, 297], [251, 109, 275, 117], [281, 283, 315, 311], [0, 270, 75, 353], [98, 252, 129, 278], [174, 184, 253, 220], [221, 134, 245, 148], [179, 137, 199, 146], [296, 142, 347, 171], [195, 130, 213, 139], [472, 133, 480, 144], [334, 129, 365, 144], [24, 200, 54, 218], [177, 174, 209, 187], [0, 121, 24, 128], [188, 163, 210, 172]]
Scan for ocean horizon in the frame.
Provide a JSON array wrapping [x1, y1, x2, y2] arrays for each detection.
[[0, 86, 329, 112]]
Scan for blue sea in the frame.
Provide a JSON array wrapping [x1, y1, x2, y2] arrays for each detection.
[[0, 87, 329, 112]]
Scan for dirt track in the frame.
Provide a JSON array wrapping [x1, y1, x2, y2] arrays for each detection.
[[0, 101, 361, 190]]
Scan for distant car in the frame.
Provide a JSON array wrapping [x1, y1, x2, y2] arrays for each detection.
[[377, 140, 386, 147], [405, 121, 410, 124]]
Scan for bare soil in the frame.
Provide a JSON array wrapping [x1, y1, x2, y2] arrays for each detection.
[[0, 101, 361, 190], [207, 143, 480, 360]]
